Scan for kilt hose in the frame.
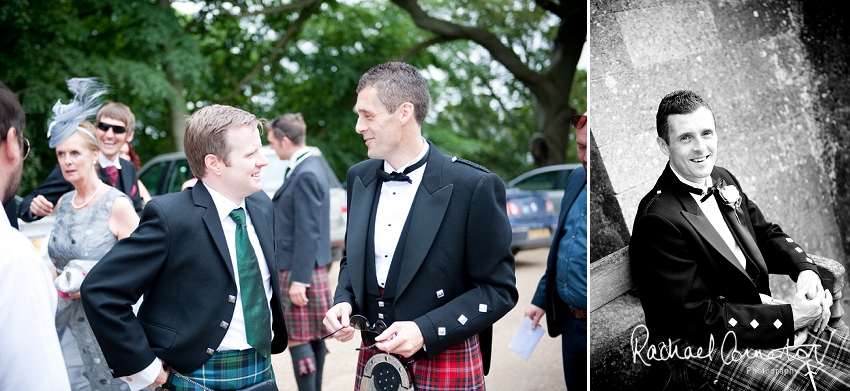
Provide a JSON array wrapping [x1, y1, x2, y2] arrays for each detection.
[[164, 348, 274, 391], [666, 326, 850, 390], [278, 267, 333, 342], [354, 334, 484, 391]]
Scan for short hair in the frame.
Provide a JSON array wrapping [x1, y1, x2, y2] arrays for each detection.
[[356, 62, 430, 126], [97, 102, 136, 134], [184, 104, 260, 179], [268, 113, 306, 145], [0, 82, 25, 147], [656, 90, 714, 143]]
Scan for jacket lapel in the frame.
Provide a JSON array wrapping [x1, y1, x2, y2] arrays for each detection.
[[194, 182, 236, 280], [347, 161, 381, 301], [714, 193, 769, 277], [659, 166, 749, 277], [395, 144, 453, 298]]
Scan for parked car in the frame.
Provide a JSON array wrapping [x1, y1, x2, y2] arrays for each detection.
[[137, 146, 347, 259], [506, 163, 581, 215], [506, 188, 558, 255]]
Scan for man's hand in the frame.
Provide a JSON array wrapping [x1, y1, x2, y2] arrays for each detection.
[[29, 195, 54, 217], [790, 290, 823, 330], [289, 284, 309, 307], [374, 321, 425, 359], [323, 302, 355, 342], [796, 270, 823, 300], [813, 289, 833, 334], [524, 304, 545, 329], [149, 363, 170, 388]]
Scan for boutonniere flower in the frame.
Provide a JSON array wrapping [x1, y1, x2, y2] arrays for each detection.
[[717, 183, 742, 210]]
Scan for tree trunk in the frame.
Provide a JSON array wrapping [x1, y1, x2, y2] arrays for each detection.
[[392, 0, 585, 167]]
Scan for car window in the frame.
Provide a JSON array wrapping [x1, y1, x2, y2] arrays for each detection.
[[262, 156, 287, 195], [554, 169, 572, 190], [514, 171, 560, 191], [166, 159, 194, 194], [139, 161, 170, 197]]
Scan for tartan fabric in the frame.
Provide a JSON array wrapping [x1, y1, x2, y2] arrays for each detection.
[[165, 348, 275, 391], [354, 335, 485, 391], [297, 356, 317, 375], [278, 266, 333, 341], [669, 326, 850, 390]]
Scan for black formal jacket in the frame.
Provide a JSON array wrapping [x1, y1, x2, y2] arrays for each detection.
[[272, 155, 332, 283], [630, 164, 819, 349], [334, 141, 518, 374], [19, 158, 144, 221], [81, 182, 287, 376]]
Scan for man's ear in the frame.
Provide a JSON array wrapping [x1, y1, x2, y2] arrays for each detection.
[[656, 136, 670, 157], [2, 127, 20, 162], [126, 130, 134, 143], [397, 102, 415, 126], [204, 153, 221, 176]]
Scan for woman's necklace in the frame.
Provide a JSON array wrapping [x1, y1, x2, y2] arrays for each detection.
[[71, 184, 103, 210]]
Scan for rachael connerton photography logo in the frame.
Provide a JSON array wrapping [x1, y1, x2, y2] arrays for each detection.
[[630, 325, 825, 388]]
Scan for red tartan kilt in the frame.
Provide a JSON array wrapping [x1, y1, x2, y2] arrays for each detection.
[[278, 267, 332, 342], [355, 334, 485, 391]]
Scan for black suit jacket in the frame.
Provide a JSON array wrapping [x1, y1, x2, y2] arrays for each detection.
[[531, 166, 586, 337], [19, 158, 143, 221], [334, 142, 518, 373], [272, 155, 332, 283], [630, 164, 818, 349], [81, 182, 287, 376]]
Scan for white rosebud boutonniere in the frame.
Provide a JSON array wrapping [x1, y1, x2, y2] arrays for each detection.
[[717, 184, 742, 210]]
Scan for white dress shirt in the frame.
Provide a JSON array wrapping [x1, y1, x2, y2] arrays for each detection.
[[0, 210, 71, 390], [284, 147, 311, 182], [125, 183, 274, 390], [98, 153, 122, 170], [671, 167, 747, 270], [374, 140, 429, 287]]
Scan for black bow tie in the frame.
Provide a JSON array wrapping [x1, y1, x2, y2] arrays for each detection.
[[376, 155, 427, 184], [696, 178, 725, 203]]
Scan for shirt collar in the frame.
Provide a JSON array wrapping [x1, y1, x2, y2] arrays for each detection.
[[202, 182, 246, 223], [99, 153, 122, 169], [0, 206, 10, 229], [670, 164, 711, 192], [287, 147, 312, 171], [384, 138, 429, 173]]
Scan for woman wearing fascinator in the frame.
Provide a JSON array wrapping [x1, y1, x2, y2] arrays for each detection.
[[47, 78, 140, 391]]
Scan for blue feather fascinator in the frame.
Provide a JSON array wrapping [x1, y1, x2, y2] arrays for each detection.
[[47, 78, 108, 148]]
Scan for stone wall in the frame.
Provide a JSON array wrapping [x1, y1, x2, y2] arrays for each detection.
[[590, 0, 847, 262]]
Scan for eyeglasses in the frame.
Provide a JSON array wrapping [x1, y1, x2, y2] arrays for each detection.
[[20, 137, 30, 160], [321, 314, 388, 340], [571, 114, 587, 129], [96, 121, 127, 134]]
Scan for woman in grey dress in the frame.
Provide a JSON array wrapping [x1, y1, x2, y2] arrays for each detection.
[[48, 122, 139, 391]]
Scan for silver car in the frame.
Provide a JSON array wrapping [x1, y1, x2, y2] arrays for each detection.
[[506, 163, 581, 215]]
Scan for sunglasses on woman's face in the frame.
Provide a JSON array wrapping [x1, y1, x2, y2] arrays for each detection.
[[571, 114, 587, 129], [96, 121, 127, 134]]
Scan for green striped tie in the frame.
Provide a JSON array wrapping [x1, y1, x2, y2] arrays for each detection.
[[229, 208, 271, 357]]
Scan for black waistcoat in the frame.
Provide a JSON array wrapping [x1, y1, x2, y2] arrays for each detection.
[[362, 181, 418, 344]]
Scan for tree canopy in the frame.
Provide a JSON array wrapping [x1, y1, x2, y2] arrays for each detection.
[[1, 0, 585, 196]]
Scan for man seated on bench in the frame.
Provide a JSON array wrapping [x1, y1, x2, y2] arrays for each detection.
[[630, 89, 850, 390]]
